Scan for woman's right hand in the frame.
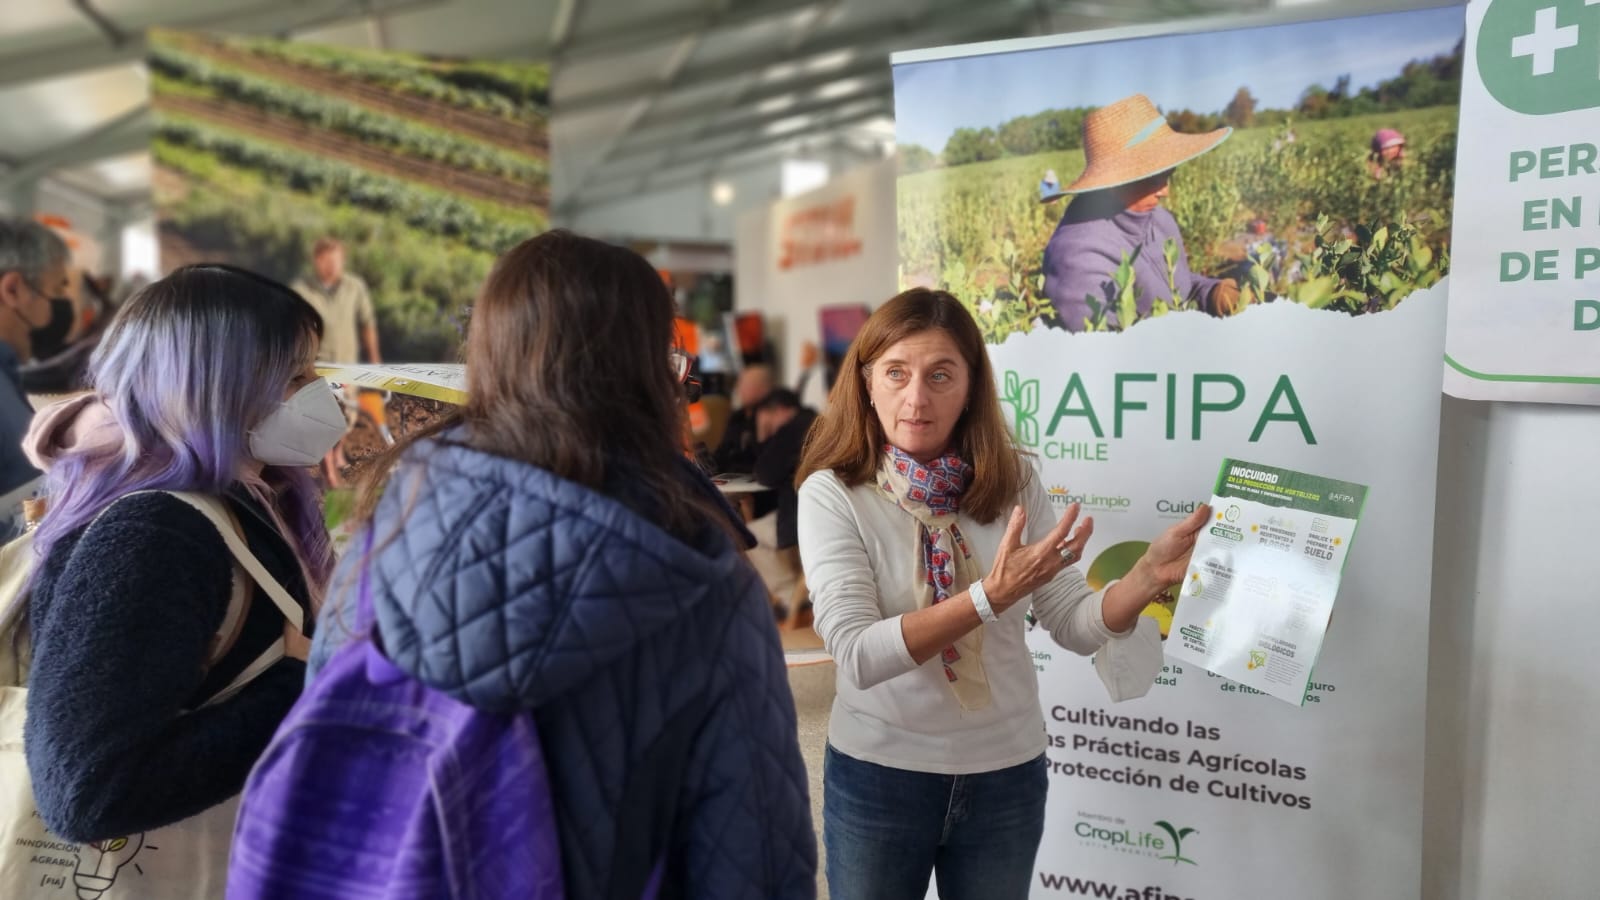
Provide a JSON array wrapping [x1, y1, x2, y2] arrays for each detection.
[[984, 503, 1095, 612], [283, 621, 311, 662]]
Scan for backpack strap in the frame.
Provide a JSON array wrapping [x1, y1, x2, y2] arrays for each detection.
[[97, 491, 302, 706], [3, 489, 305, 695], [152, 492, 307, 708], [160, 491, 304, 631]]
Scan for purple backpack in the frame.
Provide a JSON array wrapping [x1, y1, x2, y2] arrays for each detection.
[[226, 550, 665, 900], [225, 635, 568, 900]]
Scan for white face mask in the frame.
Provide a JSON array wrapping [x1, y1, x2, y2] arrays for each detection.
[[248, 379, 346, 467]]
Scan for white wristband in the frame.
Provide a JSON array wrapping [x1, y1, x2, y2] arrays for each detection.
[[970, 579, 1000, 624]]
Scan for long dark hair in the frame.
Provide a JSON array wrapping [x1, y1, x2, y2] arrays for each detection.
[[355, 230, 723, 541], [797, 288, 1024, 524]]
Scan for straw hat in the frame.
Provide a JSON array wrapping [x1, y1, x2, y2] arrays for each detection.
[[1057, 94, 1231, 196]]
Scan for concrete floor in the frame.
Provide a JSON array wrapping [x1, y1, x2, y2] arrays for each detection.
[[787, 659, 835, 899]]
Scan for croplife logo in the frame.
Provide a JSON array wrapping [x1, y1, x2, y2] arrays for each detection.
[[1155, 821, 1198, 866], [1074, 819, 1199, 865]]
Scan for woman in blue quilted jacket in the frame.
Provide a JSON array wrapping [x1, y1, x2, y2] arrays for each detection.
[[301, 230, 817, 899]]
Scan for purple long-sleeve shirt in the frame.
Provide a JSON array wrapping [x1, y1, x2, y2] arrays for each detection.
[[1042, 194, 1221, 332]]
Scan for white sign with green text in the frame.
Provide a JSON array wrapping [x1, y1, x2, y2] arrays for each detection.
[[1446, 0, 1600, 403]]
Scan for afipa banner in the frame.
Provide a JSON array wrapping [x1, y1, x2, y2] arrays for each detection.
[[892, 4, 1460, 896], [1445, 0, 1600, 404]]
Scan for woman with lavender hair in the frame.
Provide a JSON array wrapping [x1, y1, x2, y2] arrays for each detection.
[[16, 264, 341, 845]]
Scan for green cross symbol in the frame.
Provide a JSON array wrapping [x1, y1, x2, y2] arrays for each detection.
[[1480, 0, 1600, 113]]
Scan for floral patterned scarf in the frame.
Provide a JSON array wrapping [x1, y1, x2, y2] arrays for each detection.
[[876, 445, 990, 711]]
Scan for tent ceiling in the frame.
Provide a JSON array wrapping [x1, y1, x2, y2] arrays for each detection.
[[0, 0, 1279, 222]]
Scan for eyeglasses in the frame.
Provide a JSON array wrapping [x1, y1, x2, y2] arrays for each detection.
[[670, 348, 693, 383], [670, 348, 703, 403]]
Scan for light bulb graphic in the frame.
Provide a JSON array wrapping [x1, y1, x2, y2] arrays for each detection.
[[73, 833, 144, 899]]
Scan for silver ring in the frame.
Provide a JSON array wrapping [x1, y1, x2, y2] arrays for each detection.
[[1060, 547, 1078, 564]]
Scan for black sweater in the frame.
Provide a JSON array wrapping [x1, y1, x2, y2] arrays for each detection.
[[25, 489, 312, 843], [753, 408, 817, 550]]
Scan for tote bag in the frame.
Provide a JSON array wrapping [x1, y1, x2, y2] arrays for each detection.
[[0, 491, 303, 899]]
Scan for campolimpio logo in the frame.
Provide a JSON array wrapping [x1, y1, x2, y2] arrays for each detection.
[[1046, 486, 1133, 511], [1073, 818, 1199, 865]]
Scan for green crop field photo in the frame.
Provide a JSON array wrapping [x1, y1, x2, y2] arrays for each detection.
[[148, 29, 550, 361], [893, 8, 1463, 343]]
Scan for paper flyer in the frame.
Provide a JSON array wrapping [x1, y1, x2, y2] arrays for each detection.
[[316, 363, 467, 404], [1167, 459, 1368, 705]]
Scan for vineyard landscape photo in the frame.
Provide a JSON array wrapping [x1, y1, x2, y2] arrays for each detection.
[[148, 29, 550, 362], [892, 6, 1464, 344]]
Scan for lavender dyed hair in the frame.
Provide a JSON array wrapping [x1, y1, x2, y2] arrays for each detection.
[[29, 264, 333, 597]]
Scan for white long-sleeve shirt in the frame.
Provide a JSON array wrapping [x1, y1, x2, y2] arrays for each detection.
[[798, 467, 1126, 775]]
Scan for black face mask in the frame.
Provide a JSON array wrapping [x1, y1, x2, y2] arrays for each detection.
[[25, 297, 74, 361]]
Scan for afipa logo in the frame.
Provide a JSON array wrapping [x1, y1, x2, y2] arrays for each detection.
[[1074, 818, 1199, 865], [1001, 370, 1040, 446]]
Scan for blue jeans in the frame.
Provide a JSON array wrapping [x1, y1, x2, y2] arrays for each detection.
[[823, 746, 1047, 900]]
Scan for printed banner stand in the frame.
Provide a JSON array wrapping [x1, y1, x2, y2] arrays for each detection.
[[894, 2, 1456, 895], [1445, 0, 1600, 404]]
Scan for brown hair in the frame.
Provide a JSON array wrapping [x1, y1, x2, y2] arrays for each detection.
[[312, 237, 343, 257], [796, 288, 1024, 524], [353, 230, 723, 541]]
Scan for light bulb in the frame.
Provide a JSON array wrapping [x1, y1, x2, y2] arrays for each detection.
[[73, 833, 145, 899]]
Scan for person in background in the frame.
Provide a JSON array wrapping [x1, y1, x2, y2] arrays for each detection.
[[21, 265, 333, 845], [0, 218, 71, 537], [1041, 93, 1239, 331], [755, 388, 818, 551], [20, 269, 116, 396], [752, 387, 818, 621], [1369, 128, 1406, 179], [292, 237, 379, 487], [797, 288, 1209, 899], [1037, 168, 1063, 203], [302, 230, 816, 898], [292, 237, 379, 366], [711, 362, 774, 474]]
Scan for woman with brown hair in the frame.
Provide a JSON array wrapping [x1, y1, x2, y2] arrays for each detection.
[[300, 230, 816, 898], [797, 288, 1208, 899]]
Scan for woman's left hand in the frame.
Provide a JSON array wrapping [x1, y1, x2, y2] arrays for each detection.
[[1101, 505, 1211, 634], [1130, 505, 1212, 592]]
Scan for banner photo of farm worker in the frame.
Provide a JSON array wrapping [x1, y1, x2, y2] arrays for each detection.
[[148, 28, 549, 364], [893, 6, 1461, 343]]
